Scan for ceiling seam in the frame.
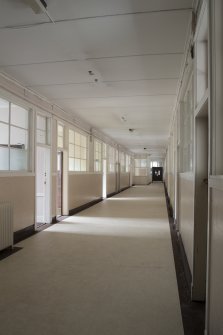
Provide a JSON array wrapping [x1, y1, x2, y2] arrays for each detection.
[[1, 7, 193, 30], [51, 94, 176, 101], [0, 52, 184, 68], [27, 78, 179, 88]]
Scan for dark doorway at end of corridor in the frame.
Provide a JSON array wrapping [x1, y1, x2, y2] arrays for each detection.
[[152, 167, 163, 182]]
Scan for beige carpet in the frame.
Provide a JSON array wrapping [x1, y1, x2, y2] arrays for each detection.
[[0, 184, 183, 335]]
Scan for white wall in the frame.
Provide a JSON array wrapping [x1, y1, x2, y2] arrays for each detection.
[[107, 173, 116, 195], [133, 175, 151, 185], [120, 172, 130, 190]]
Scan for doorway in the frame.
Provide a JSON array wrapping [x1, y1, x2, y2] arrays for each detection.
[[116, 162, 120, 192], [152, 167, 163, 182], [36, 146, 51, 227], [102, 159, 107, 199], [57, 151, 63, 217], [193, 103, 208, 301]]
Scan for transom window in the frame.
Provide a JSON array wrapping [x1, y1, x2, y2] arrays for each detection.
[[57, 124, 64, 148], [36, 114, 50, 145], [108, 145, 115, 172], [0, 98, 29, 171], [94, 139, 102, 172], [69, 129, 88, 171], [126, 154, 130, 172], [120, 152, 125, 172]]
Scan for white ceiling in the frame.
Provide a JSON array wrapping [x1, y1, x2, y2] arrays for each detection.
[[0, 0, 193, 156]]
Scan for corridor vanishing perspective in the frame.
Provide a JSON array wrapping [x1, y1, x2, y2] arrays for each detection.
[[0, 184, 183, 335], [1, 1, 223, 334]]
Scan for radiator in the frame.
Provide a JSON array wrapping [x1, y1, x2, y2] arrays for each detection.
[[0, 202, 13, 251]]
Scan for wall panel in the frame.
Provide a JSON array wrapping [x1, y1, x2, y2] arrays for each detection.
[[0, 176, 35, 232], [68, 173, 102, 210]]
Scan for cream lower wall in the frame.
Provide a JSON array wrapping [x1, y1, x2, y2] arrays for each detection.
[[179, 173, 194, 273], [107, 173, 116, 195], [0, 176, 35, 232], [133, 176, 151, 185], [208, 185, 223, 334], [68, 173, 102, 210], [120, 173, 130, 190], [52, 175, 57, 218]]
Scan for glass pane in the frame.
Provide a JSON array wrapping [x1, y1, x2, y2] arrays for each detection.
[[0, 123, 9, 145], [11, 126, 28, 149], [37, 129, 46, 144], [81, 147, 86, 159], [58, 125, 63, 137], [0, 98, 9, 123], [75, 132, 81, 145], [37, 115, 46, 130], [58, 136, 63, 148], [0, 147, 9, 170], [69, 144, 74, 157], [141, 159, 147, 168], [75, 145, 81, 159], [46, 118, 51, 145], [10, 149, 27, 170], [69, 157, 75, 171], [75, 158, 80, 171], [81, 160, 86, 171], [11, 104, 28, 129], [95, 141, 98, 151], [135, 159, 140, 167], [69, 129, 74, 143], [81, 135, 86, 147]]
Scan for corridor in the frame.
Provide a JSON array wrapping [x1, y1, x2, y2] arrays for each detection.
[[0, 184, 183, 335]]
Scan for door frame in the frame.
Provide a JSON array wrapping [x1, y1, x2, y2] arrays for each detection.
[[56, 150, 63, 217], [35, 145, 51, 227], [192, 100, 209, 301], [35, 111, 52, 229]]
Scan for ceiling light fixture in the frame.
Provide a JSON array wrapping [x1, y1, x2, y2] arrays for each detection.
[[120, 116, 127, 122], [25, 0, 54, 22]]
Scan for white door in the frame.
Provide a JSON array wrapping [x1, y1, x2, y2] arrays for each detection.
[[36, 146, 51, 225]]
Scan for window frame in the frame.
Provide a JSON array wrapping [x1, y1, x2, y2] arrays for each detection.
[[0, 98, 30, 172], [68, 128, 88, 172]]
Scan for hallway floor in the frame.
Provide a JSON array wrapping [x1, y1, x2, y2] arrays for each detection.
[[0, 184, 183, 335]]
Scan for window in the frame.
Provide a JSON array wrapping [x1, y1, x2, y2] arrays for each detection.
[[102, 143, 107, 160], [37, 115, 50, 145], [94, 139, 102, 172], [135, 159, 148, 176], [108, 145, 115, 172], [120, 152, 125, 172], [57, 124, 64, 148], [69, 129, 88, 171], [115, 149, 118, 163], [0, 98, 29, 171], [180, 77, 194, 172], [126, 155, 130, 172]]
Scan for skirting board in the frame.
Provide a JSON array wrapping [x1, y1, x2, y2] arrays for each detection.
[[69, 198, 103, 216], [14, 224, 36, 244]]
